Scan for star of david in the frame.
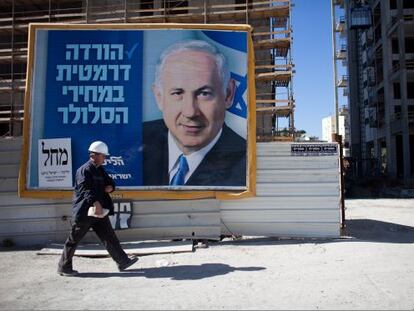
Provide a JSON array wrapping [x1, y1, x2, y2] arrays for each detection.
[[227, 72, 247, 118]]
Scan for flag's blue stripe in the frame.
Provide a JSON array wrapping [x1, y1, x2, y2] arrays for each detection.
[[202, 31, 247, 53]]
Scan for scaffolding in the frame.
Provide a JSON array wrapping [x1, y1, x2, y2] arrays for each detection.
[[0, 0, 294, 141]]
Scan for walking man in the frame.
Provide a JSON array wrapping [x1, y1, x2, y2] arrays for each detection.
[[57, 141, 138, 276]]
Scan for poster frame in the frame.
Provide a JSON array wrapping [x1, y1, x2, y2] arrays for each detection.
[[18, 23, 257, 200]]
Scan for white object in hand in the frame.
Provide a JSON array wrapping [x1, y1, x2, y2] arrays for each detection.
[[88, 206, 110, 218]]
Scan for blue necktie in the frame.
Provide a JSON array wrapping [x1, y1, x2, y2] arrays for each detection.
[[170, 155, 189, 185]]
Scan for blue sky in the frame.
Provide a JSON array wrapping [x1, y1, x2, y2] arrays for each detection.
[[291, 0, 346, 138]]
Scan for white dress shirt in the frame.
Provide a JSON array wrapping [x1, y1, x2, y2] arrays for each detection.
[[168, 129, 222, 184]]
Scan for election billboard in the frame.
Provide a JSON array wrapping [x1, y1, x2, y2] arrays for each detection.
[[19, 23, 256, 200]]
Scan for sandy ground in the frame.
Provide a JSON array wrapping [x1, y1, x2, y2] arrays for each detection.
[[0, 198, 413, 310]]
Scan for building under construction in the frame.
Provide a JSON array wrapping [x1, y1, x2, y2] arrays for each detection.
[[334, 0, 414, 185], [0, 0, 294, 141]]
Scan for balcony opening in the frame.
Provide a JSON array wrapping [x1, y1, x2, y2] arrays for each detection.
[[392, 38, 399, 54], [403, 0, 414, 9], [405, 37, 414, 53], [396, 134, 404, 178], [411, 135, 414, 175], [235, 0, 253, 10], [373, 4, 381, 25], [162, 1, 188, 15], [140, 0, 154, 16], [394, 105, 402, 115], [394, 83, 401, 99], [408, 82, 414, 98]]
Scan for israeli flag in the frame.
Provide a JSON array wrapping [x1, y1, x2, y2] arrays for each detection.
[[198, 31, 248, 139]]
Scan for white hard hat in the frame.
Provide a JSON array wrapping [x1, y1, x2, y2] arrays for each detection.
[[88, 141, 109, 156]]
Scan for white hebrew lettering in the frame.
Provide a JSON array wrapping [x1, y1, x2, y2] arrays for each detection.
[[79, 44, 91, 60], [58, 104, 129, 124], [93, 65, 108, 81], [56, 65, 130, 81], [79, 65, 92, 81], [115, 107, 128, 123], [65, 44, 79, 60]]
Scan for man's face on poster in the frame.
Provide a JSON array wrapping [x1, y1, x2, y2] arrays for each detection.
[[153, 50, 235, 154]]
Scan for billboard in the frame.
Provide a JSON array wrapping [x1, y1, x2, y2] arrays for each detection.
[[19, 23, 256, 200]]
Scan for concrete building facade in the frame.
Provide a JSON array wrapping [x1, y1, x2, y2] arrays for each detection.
[[322, 106, 350, 144], [336, 0, 414, 185]]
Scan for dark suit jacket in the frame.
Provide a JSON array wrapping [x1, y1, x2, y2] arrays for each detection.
[[72, 160, 115, 222], [142, 119, 246, 187]]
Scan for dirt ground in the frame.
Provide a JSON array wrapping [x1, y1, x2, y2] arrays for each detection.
[[0, 198, 413, 310]]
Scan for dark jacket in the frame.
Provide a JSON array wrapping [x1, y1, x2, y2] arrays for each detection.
[[142, 119, 247, 187], [72, 160, 115, 222]]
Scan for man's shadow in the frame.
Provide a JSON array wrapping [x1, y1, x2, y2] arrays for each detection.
[[77, 263, 265, 279]]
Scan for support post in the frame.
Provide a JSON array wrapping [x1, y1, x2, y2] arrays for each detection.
[[333, 133, 346, 231]]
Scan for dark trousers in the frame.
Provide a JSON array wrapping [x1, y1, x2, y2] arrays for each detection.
[[58, 216, 129, 271]]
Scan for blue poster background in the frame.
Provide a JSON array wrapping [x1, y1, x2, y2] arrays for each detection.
[[43, 30, 143, 186]]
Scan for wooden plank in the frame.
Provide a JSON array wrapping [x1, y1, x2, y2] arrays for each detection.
[[257, 156, 339, 170], [0, 192, 71, 207], [257, 169, 339, 183], [133, 199, 219, 214], [256, 101, 291, 105], [221, 222, 340, 238], [0, 151, 21, 164], [256, 71, 292, 79], [255, 64, 292, 70], [254, 38, 290, 49], [0, 230, 69, 246], [0, 177, 18, 192], [131, 212, 220, 228], [37, 240, 194, 257], [0, 217, 67, 235], [256, 109, 291, 117], [256, 183, 340, 197], [253, 29, 291, 36], [0, 204, 69, 219], [256, 135, 293, 142], [115, 226, 220, 240], [221, 209, 340, 223], [0, 164, 19, 178], [221, 196, 339, 210]]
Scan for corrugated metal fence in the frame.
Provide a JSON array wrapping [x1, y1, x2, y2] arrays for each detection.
[[0, 137, 341, 246]]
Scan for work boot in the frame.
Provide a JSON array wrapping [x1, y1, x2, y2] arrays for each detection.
[[57, 268, 79, 277], [118, 256, 138, 272]]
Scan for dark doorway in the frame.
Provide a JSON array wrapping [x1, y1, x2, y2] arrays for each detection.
[[410, 135, 414, 176], [396, 134, 404, 178]]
